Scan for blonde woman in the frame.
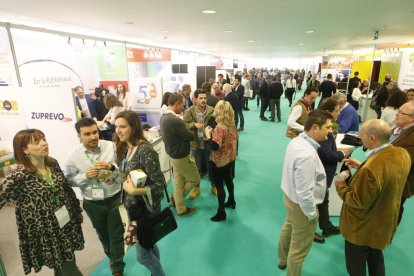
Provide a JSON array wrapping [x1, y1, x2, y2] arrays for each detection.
[[205, 100, 237, 222]]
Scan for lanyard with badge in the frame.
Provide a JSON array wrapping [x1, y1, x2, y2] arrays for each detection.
[[37, 166, 70, 228], [120, 147, 134, 203], [85, 150, 105, 200]]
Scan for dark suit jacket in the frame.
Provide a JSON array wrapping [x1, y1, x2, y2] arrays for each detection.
[[317, 132, 345, 187], [319, 80, 336, 99], [207, 95, 219, 107], [224, 92, 239, 114], [268, 82, 284, 99], [391, 125, 414, 198], [75, 95, 98, 119], [234, 85, 245, 108]]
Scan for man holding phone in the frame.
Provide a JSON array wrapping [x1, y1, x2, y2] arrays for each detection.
[[66, 118, 125, 276]]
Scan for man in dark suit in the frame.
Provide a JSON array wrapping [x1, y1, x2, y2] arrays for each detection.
[[74, 86, 98, 119], [181, 84, 193, 110], [319, 74, 336, 107], [348, 71, 361, 103], [223, 83, 239, 127], [233, 75, 245, 131], [390, 101, 414, 225], [258, 74, 269, 121]]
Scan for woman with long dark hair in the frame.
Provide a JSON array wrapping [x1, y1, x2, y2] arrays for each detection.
[[0, 129, 84, 275], [114, 111, 166, 276]]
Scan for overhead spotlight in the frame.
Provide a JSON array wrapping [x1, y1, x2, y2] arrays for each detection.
[[93, 41, 97, 47], [103, 41, 107, 47], [82, 39, 85, 46], [68, 37, 71, 45], [149, 48, 154, 58], [158, 48, 162, 58], [144, 49, 148, 58]]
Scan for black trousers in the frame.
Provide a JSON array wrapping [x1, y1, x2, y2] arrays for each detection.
[[285, 88, 295, 106], [345, 240, 385, 276], [317, 190, 334, 231], [210, 161, 235, 210], [260, 97, 269, 118]]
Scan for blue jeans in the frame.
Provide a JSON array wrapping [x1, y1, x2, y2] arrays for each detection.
[[192, 147, 213, 186], [136, 207, 165, 276]]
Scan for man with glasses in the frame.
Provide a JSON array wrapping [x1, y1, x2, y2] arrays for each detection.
[[335, 119, 411, 276], [390, 101, 414, 225]]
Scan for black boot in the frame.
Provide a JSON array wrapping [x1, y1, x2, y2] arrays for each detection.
[[224, 200, 236, 209], [210, 209, 227, 222]]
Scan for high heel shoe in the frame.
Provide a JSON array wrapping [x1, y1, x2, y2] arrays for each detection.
[[210, 210, 227, 222], [224, 201, 236, 209]]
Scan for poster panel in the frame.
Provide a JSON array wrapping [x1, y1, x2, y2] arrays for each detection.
[[397, 49, 414, 91], [0, 27, 18, 87], [129, 78, 163, 111], [22, 87, 79, 167], [0, 88, 27, 152], [12, 29, 99, 92]]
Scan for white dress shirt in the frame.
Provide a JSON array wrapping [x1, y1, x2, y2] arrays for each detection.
[[285, 78, 296, 89], [287, 105, 305, 132], [281, 133, 327, 220], [65, 140, 120, 201], [352, 88, 363, 101]]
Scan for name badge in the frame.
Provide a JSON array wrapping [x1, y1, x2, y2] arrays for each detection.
[[92, 188, 105, 200], [198, 130, 204, 138], [55, 205, 70, 228]]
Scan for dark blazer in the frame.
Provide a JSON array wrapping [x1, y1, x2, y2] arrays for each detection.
[[75, 95, 98, 119], [317, 132, 345, 187], [391, 125, 414, 198], [268, 82, 284, 99], [319, 80, 336, 99], [258, 79, 268, 98], [207, 95, 219, 107], [234, 84, 245, 108], [224, 92, 239, 115]]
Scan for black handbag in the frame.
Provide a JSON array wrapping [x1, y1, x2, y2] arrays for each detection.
[[150, 185, 177, 244], [341, 134, 363, 147]]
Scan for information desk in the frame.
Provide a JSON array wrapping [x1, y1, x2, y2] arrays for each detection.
[[328, 133, 356, 216]]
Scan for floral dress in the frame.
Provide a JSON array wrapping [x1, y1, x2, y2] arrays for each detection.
[[0, 161, 84, 274]]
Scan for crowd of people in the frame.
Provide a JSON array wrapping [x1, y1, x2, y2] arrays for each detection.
[[0, 68, 413, 276]]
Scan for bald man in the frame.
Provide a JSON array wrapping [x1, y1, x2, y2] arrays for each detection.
[[335, 119, 411, 276], [390, 101, 414, 225]]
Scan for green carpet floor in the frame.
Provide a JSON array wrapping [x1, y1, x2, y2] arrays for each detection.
[[91, 91, 414, 276]]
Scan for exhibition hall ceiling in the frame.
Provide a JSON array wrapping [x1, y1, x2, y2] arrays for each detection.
[[1, 0, 414, 60]]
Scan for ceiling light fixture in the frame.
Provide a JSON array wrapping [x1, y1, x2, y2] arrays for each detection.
[[247, 40, 254, 43], [144, 49, 148, 58], [224, 30, 233, 33], [67, 37, 71, 45], [305, 30, 314, 34], [202, 10, 216, 14], [299, 43, 304, 46], [149, 48, 154, 58]]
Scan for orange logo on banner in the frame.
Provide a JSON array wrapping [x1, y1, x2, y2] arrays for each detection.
[[127, 48, 171, 62]]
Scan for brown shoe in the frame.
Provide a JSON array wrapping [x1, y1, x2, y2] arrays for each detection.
[[189, 186, 200, 200], [178, 207, 197, 217], [211, 186, 218, 196]]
